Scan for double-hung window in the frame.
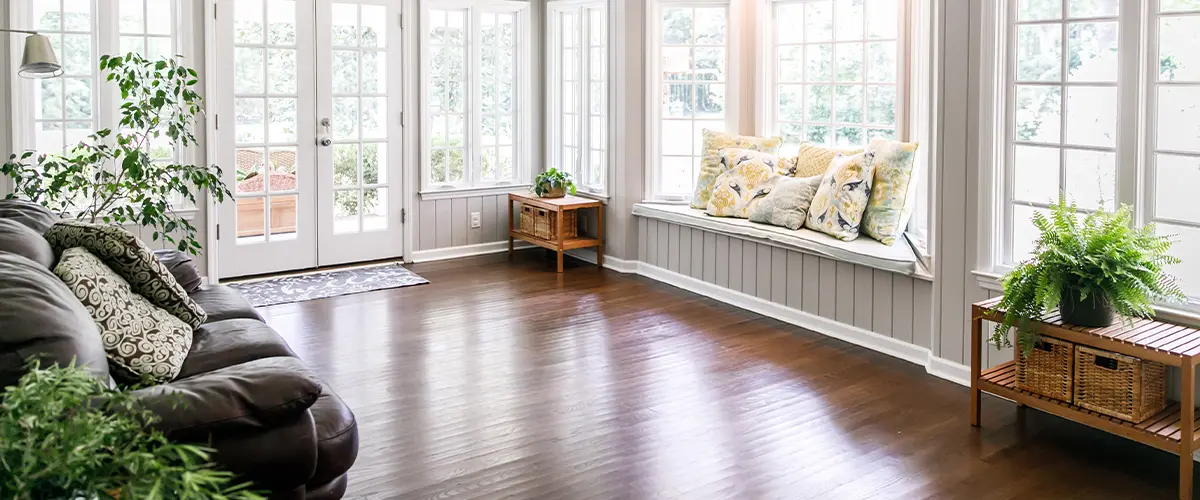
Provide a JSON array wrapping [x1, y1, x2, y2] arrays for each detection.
[[997, 0, 1200, 304], [547, 0, 609, 196], [647, 0, 732, 201], [421, 0, 531, 195]]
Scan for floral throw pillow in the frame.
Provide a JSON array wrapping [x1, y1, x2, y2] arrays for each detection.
[[749, 175, 824, 230], [705, 148, 781, 218], [54, 247, 193, 383], [861, 138, 921, 245], [806, 152, 876, 241], [689, 129, 782, 209], [44, 221, 206, 328]]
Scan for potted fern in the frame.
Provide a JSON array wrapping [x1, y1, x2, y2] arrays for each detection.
[[990, 196, 1186, 352]]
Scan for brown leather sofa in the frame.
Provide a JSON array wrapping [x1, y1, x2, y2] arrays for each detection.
[[0, 200, 358, 499]]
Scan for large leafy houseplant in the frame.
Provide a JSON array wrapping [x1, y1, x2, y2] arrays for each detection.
[[0, 362, 263, 499], [990, 196, 1186, 353], [1, 53, 231, 255]]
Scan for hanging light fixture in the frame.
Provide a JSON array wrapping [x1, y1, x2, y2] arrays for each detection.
[[1, 29, 63, 79]]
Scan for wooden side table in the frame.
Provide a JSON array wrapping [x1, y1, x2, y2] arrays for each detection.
[[508, 193, 604, 272], [971, 297, 1200, 500]]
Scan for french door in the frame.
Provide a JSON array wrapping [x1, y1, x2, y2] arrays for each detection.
[[214, 0, 404, 279]]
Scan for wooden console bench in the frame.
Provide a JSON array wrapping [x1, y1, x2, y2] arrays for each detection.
[[971, 297, 1200, 500]]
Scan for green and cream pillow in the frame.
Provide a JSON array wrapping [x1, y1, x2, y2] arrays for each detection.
[[705, 148, 781, 218], [45, 221, 206, 328], [861, 138, 921, 245], [690, 129, 782, 209], [749, 175, 823, 230], [781, 143, 865, 178], [806, 151, 876, 241], [54, 247, 193, 383]]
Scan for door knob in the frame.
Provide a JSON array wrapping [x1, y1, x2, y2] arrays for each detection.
[[318, 137, 332, 147]]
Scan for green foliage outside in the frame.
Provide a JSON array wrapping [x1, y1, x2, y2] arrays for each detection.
[[1, 53, 231, 256], [990, 196, 1186, 353], [0, 362, 263, 499]]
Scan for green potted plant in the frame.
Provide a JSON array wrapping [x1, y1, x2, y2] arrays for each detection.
[[0, 362, 263, 499], [533, 168, 576, 198], [990, 196, 1186, 352], [0, 53, 231, 256]]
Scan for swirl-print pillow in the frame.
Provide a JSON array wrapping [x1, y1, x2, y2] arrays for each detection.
[[53, 247, 193, 383], [44, 221, 206, 328]]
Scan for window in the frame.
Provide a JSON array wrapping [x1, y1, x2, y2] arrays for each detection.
[[13, 0, 186, 156], [647, 1, 731, 201], [768, 0, 906, 155], [421, 0, 531, 194], [547, 0, 609, 196], [997, 0, 1200, 303]]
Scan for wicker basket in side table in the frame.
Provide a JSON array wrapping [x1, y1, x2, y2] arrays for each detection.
[[1074, 345, 1167, 423], [1017, 336, 1075, 402]]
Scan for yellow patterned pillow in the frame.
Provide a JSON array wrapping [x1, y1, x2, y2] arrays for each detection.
[[705, 148, 781, 218], [782, 143, 865, 178], [806, 151, 876, 241], [862, 139, 921, 246], [690, 129, 782, 209]]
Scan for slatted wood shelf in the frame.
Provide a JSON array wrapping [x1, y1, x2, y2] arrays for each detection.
[[979, 361, 1198, 453], [508, 193, 605, 272], [971, 298, 1200, 500], [509, 230, 601, 251]]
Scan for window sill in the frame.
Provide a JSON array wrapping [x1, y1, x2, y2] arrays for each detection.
[[972, 268, 1200, 327], [574, 191, 609, 202], [420, 184, 533, 201], [633, 203, 931, 279]]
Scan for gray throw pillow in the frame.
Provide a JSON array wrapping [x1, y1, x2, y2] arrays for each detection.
[[749, 175, 823, 230], [0, 218, 55, 268], [54, 248, 193, 384], [44, 221, 207, 328], [0, 199, 60, 234], [153, 249, 202, 293]]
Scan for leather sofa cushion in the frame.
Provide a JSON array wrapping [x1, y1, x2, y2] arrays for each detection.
[[0, 253, 109, 388], [0, 218, 55, 268], [177, 319, 295, 379], [190, 285, 263, 323], [210, 409, 319, 492], [153, 249, 203, 292], [130, 356, 322, 440], [0, 199, 59, 234], [308, 383, 359, 487]]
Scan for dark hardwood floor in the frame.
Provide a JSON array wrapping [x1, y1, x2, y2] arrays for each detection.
[[259, 250, 1178, 499]]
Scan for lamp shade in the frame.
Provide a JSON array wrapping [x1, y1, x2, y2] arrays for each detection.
[[19, 34, 62, 79]]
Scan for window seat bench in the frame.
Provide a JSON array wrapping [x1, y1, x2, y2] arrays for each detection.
[[632, 203, 928, 278]]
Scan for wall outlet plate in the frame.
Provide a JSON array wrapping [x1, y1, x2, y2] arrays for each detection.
[[470, 212, 481, 229]]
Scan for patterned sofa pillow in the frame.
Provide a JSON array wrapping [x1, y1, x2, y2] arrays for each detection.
[[748, 175, 823, 230], [780, 143, 865, 178], [690, 129, 782, 209], [861, 138, 921, 245], [806, 151, 876, 241], [44, 221, 207, 328], [705, 148, 781, 218], [54, 247, 193, 383]]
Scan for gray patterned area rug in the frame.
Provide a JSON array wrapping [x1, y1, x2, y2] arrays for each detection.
[[228, 263, 429, 307]]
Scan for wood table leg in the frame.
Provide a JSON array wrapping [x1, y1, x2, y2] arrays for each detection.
[[508, 197, 514, 260], [556, 208, 565, 273], [596, 206, 604, 268], [970, 316, 983, 427], [1181, 359, 1195, 500]]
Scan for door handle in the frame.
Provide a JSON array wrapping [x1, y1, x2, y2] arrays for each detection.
[[318, 137, 332, 147]]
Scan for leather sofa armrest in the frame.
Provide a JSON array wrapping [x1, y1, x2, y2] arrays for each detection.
[[152, 249, 203, 292], [128, 357, 322, 441]]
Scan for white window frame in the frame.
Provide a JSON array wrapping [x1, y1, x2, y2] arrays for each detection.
[[546, 0, 610, 198], [418, 0, 532, 199], [645, 0, 740, 203], [977, 0, 1200, 311]]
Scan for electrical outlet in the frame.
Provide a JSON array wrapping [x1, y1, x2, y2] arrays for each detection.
[[470, 211, 481, 229]]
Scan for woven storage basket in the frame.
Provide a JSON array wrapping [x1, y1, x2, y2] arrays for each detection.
[[519, 205, 577, 240], [1073, 345, 1167, 423], [1017, 336, 1074, 402]]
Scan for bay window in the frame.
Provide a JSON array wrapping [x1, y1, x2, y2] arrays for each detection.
[[420, 0, 531, 195], [993, 0, 1200, 303], [547, 0, 609, 196]]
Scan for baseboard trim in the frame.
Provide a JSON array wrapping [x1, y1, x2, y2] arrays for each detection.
[[409, 241, 534, 263], [565, 248, 639, 274], [634, 260, 969, 387]]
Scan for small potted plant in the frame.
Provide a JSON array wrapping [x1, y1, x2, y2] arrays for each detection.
[[990, 196, 1186, 352], [534, 168, 576, 198]]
